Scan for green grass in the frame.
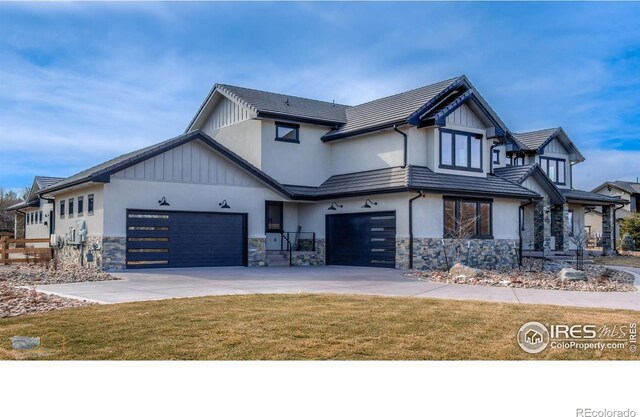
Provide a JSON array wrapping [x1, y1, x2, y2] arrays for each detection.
[[594, 256, 640, 268], [0, 294, 638, 360]]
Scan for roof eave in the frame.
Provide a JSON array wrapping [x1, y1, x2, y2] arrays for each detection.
[[322, 121, 409, 142]]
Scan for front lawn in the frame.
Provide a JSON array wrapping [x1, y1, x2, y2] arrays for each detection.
[[0, 294, 638, 360], [594, 256, 640, 268]]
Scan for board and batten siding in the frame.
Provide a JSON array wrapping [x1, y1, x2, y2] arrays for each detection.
[[203, 96, 251, 131], [542, 137, 568, 154], [445, 103, 484, 129], [111, 139, 260, 187]]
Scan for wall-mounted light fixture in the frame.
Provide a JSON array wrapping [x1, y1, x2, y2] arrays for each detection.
[[327, 202, 342, 211], [219, 200, 231, 209], [361, 199, 378, 209], [158, 197, 170, 206]]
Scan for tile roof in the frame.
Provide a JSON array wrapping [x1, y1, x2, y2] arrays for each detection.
[[560, 188, 628, 205], [34, 176, 64, 190], [510, 127, 560, 151], [285, 166, 540, 200], [216, 84, 349, 125], [593, 180, 640, 195], [493, 165, 537, 184], [322, 77, 460, 140]]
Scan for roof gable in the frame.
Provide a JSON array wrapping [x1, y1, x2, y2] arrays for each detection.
[[511, 127, 585, 162], [494, 164, 565, 204], [592, 180, 640, 195]]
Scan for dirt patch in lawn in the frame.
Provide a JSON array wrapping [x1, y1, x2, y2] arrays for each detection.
[[0, 294, 638, 360], [406, 262, 635, 292]]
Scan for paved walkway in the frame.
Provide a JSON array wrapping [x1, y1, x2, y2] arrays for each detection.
[[35, 265, 640, 311]]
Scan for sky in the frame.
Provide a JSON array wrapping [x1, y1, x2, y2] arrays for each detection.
[[1, 2, 639, 193]]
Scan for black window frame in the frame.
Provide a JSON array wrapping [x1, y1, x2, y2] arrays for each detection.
[[88, 194, 94, 215], [439, 128, 483, 172], [567, 209, 574, 237], [68, 198, 74, 218], [78, 196, 84, 216], [539, 156, 566, 185], [275, 122, 300, 144], [265, 201, 284, 233], [39, 211, 43, 223], [26, 212, 29, 225], [492, 149, 500, 165], [442, 197, 493, 239], [60, 200, 65, 218]]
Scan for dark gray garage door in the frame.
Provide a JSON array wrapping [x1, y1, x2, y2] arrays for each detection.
[[326, 211, 396, 268], [126, 209, 247, 269]]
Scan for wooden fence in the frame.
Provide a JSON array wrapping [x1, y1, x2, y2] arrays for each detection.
[[0, 237, 52, 265]]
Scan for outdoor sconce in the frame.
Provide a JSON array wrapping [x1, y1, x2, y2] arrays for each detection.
[[327, 202, 342, 211], [158, 197, 170, 206], [219, 200, 231, 209], [361, 199, 378, 209]]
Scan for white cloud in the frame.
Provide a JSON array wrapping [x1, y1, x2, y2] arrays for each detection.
[[573, 149, 640, 190]]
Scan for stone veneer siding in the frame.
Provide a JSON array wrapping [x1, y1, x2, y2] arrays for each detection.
[[534, 197, 552, 253], [551, 204, 568, 251], [601, 205, 614, 254], [248, 238, 266, 266], [54, 235, 126, 271], [398, 237, 519, 270]]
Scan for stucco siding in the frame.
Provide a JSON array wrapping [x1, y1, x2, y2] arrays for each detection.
[[330, 129, 405, 176], [204, 119, 263, 168], [54, 185, 105, 238], [261, 120, 332, 186]]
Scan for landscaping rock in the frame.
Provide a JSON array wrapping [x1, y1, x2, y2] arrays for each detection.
[[448, 263, 484, 278], [558, 268, 587, 281]]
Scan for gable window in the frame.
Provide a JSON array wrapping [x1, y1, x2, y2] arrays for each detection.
[[78, 196, 84, 216], [443, 197, 493, 239], [275, 122, 299, 143], [88, 194, 94, 215], [265, 201, 284, 233], [439, 129, 483, 171], [492, 149, 500, 165], [60, 200, 65, 218], [68, 198, 74, 217], [540, 156, 566, 185]]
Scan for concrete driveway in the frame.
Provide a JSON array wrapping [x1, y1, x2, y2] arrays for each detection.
[[36, 265, 640, 310]]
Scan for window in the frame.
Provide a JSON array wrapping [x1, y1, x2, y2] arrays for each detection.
[[275, 122, 299, 143], [443, 198, 493, 239], [88, 194, 94, 214], [78, 196, 84, 215], [540, 157, 566, 185], [567, 210, 574, 237], [31, 212, 35, 224], [68, 198, 74, 217], [439, 129, 483, 171], [60, 200, 65, 218], [265, 201, 284, 233], [26, 213, 29, 225], [492, 149, 500, 165], [39, 211, 43, 224], [510, 155, 525, 166]]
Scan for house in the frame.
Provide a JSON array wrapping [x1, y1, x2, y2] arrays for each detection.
[[6, 176, 63, 243], [7, 75, 625, 270], [585, 180, 640, 242]]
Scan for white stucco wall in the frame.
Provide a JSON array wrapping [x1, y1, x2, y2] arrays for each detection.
[[23, 200, 52, 240], [260, 120, 332, 186], [53, 185, 105, 239], [330, 129, 405, 176], [205, 119, 263, 169]]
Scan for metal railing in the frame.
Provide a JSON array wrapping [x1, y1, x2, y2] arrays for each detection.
[[279, 232, 316, 252]]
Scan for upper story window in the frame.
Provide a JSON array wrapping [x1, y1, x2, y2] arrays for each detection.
[[443, 197, 493, 239], [507, 155, 525, 166], [78, 196, 84, 216], [492, 149, 500, 165], [60, 200, 65, 218], [275, 122, 299, 143], [88, 194, 94, 215], [440, 129, 482, 172], [68, 198, 74, 217], [540, 156, 566, 185]]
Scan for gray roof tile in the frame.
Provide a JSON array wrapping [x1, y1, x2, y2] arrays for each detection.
[[593, 180, 640, 195], [493, 165, 537, 184], [560, 188, 628, 204], [510, 127, 560, 151], [217, 84, 349, 124]]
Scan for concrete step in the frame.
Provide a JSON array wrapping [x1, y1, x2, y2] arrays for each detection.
[[266, 251, 290, 267]]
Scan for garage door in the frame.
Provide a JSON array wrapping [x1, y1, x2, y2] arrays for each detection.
[[126, 209, 247, 269], [326, 211, 396, 268]]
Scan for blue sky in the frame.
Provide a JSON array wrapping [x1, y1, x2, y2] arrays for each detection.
[[1, 2, 639, 192]]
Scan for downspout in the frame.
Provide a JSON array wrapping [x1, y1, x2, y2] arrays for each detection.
[[394, 125, 408, 168], [519, 199, 535, 267], [613, 202, 626, 254], [408, 191, 424, 270]]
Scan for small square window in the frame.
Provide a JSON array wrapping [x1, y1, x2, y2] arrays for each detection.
[[275, 122, 299, 143], [78, 196, 84, 215], [88, 194, 94, 214]]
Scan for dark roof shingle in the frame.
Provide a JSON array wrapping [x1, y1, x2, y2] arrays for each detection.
[[560, 189, 628, 205], [510, 127, 560, 151]]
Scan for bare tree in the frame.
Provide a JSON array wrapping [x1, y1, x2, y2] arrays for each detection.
[[442, 206, 482, 268], [0, 188, 22, 234]]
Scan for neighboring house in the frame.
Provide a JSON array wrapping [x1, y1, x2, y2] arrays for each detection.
[[7, 75, 625, 271], [6, 176, 63, 243], [585, 180, 640, 242]]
